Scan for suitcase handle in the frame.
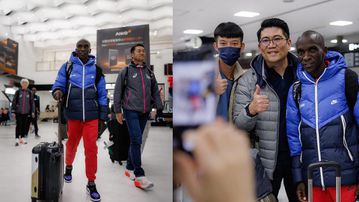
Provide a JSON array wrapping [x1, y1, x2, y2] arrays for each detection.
[[307, 161, 341, 202], [307, 161, 341, 179]]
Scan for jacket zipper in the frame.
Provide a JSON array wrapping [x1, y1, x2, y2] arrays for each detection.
[[302, 69, 327, 189], [94, 100, 98, 108], [298, 120, 303, 163], [125, 90, 131, 107], [66, 83, 72, 108], [341, 115, 354, 161], [139, 67, 146, 113], [82, 64, 85, 121], [22, 90, 26, 113]]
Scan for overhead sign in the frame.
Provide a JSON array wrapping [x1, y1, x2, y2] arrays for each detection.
[[349, 43, 359, 51], [96, 24, 150, 74]]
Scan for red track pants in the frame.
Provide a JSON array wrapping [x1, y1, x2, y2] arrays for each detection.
[[313, 185, 356, 202], [66, 119, 98, 181]]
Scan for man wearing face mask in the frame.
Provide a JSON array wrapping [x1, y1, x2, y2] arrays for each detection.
[[213, 22, 276, 202], [213, 22, 246, 122]]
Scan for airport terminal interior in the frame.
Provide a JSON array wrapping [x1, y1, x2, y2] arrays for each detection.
[[1, 0, 359, 201], [0, 0, 172, 201]]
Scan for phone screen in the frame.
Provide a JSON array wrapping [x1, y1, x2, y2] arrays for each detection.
[[173, 45, 216, 151]]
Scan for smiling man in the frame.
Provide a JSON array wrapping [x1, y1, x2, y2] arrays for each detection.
[[233, 18, 298, 201], [52, 39, 108, 202]]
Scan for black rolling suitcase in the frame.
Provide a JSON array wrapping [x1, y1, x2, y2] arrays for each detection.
[[107, 119, 130, 165], [307, 161, 341, 202], [31, 101, 64, 202]]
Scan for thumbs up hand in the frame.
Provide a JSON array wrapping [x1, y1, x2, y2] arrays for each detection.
[[215, 74, 228, 95], [248, 85, 269, 115]]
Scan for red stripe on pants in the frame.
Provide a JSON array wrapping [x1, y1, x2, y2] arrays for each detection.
[[313, 185, 356, 202], [66, 119, 98, 181]]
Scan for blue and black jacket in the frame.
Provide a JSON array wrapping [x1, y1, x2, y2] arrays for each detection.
[[286, 51, 359, 188], [52, 52, 108, 121]]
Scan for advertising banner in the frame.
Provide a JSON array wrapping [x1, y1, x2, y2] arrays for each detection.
[[96, 24, 150, 74], [0, 38, 18, 75]]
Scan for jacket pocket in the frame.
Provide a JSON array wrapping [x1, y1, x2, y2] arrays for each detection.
[[341, 115, 354, 161]]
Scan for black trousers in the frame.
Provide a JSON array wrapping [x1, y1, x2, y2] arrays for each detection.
[[16, 114, 30, 139], [271, 163, 298, 202], [31, 115, 39, 135]]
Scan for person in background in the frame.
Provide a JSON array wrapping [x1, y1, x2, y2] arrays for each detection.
[[11, 79, 35, 146], [45, 105, 51, 112], [31, 87, 40, 138]]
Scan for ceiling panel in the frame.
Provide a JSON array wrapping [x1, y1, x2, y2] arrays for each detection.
[[0, 0, 173, 47]]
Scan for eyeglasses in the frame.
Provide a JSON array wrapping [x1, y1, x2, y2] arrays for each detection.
[[259, 36, 287, 47]]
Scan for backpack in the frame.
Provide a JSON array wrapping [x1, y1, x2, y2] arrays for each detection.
[[293, 68, 359, 112]]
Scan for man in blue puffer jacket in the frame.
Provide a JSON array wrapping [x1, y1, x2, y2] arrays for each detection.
[[287, 30, 359, 202], [52, 39, 107, 202]]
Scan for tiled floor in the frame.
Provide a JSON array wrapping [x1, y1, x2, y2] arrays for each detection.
[[0, 121, 172, 202]]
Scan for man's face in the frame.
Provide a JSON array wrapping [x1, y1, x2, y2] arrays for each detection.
[[32, 88, 36, 94], [213, 36, 243, 50], [258, 27, 291, 66], [132, 46, 146, 63], [75, 40, 91, 61], [296, 36, 326, 75]]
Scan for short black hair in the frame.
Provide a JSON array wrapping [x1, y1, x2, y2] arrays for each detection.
[[214, 22, 244, 42], [131, 43, 145, 53], [257, 18, 290, 41]]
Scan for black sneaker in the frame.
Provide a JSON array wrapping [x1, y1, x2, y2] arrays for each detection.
[[64, 166, 72, 183], [35, 134, 41, 138], [86, 182, 101, 201]]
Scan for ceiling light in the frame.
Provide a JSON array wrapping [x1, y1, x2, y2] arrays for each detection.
[[290, 47, 296, 51], [234, 11, 260, 18], [330, 39, 348, 44], [329, 21, 353, 26], [245, 52, 253, 57], [183, 29, 203, 35]]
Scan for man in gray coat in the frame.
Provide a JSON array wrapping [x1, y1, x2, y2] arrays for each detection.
[[233, 18, 298, 201]]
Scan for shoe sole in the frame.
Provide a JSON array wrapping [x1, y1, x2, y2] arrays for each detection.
[[64, 179, 72, 183], [86, 187, 101, 202], [134, 180, 154, 191], [124, 171, 135, 181]]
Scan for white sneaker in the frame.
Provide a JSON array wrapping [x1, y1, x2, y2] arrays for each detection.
[[134, 176, 154, 190], [124, 169, 135, 181]]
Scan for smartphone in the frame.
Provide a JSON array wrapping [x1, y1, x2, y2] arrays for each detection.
[[173, 45, 216, 152]]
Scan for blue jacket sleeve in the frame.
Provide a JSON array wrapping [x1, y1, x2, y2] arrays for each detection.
[[286, 85, 303, 184], [97, 75, 108, 121], [354, 78, 359, 126], [52, 63, 67, 94]]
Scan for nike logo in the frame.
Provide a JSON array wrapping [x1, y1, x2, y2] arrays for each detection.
[[331, 99, 338, 105], [132, 73, 137, 78]]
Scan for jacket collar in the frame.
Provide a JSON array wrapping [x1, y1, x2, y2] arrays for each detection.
[[250, 52, 298, 87]]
